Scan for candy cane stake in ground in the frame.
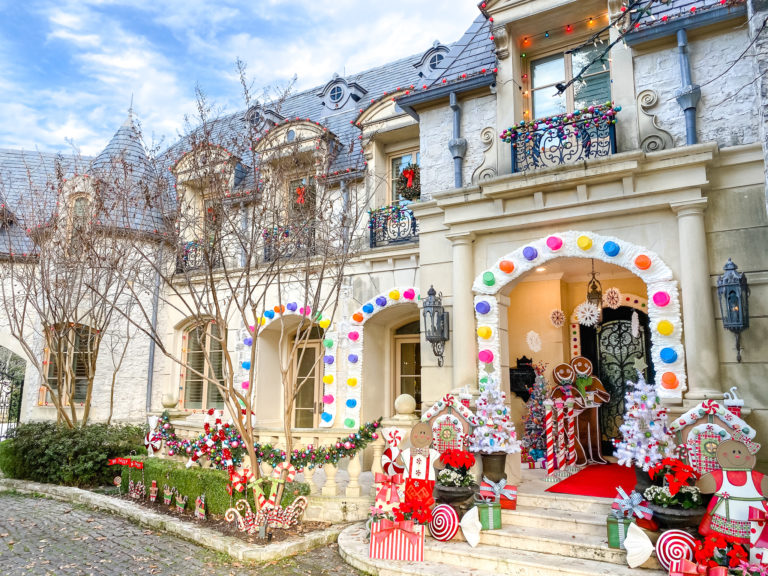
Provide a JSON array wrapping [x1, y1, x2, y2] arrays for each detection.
[[544, 399, 556, 482]]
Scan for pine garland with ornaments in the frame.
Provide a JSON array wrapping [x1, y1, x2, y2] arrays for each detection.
[[157, 410, 382, 471], [469, 375, 521, 454], [613, 372, 675, 471]]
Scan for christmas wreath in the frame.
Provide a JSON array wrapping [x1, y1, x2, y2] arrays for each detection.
[[395, 163, 420, 201]]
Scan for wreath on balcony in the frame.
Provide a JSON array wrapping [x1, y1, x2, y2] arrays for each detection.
[[395, 163, 420, 201]]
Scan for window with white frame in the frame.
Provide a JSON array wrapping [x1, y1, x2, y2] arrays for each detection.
[[530, 42, 611, 119], [292, 326, 324, 428], [388, 150, 420, 202]]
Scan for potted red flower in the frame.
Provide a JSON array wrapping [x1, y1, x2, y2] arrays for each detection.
[[435, 449, 477, 504], [644, 457, 705, 529]]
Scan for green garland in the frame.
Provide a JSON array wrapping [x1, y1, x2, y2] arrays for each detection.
[[157, 410, 382, 471], [395, 163, 420, 201]]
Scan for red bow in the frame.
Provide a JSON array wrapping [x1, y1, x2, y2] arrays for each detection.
[[375, 473, 403, 505], [668, 559, 727, 575], [372, 519, 421, 548], [402, 169, 415, 188], [296, 186, 306, 204]]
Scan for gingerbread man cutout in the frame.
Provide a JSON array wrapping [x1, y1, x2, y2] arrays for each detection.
[[396, 422, 444, 507]]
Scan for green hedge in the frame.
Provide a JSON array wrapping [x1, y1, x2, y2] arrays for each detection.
[[122, 457, 310, 516], [0, 422, 145, 487]]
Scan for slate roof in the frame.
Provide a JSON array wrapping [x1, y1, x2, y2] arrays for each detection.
[[1, 13, 494, 255], [630, 0, 746, 33]]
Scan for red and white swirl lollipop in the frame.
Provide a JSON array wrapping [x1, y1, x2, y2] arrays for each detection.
[[381, 446, 405, 475], [429, 504, 459, 542], [655, 529, 696, 570]]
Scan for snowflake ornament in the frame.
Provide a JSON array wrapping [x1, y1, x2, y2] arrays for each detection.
[[550, 309, 566, 328], [604, 287, 621, 309], [526, 330, 542, 353], [576, 302, 600, 327]]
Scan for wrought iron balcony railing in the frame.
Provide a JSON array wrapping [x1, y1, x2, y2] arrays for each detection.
[[176, 240, 221, 273], [368, 201, 418, 249], [501, 103, 620, 173], [263, 225, 316, 262]]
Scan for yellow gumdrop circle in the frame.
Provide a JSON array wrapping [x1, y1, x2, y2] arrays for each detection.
[[322, 374, 334, 384], [577, 235, 593, 251], [657, 320, 674, 336], [319, 318, 331, 329], [347, 378, 358, 387], [389, 290, 401, 300], [477, 326, 492, 339]]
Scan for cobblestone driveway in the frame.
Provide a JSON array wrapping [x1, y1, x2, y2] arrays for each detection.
[[0, 493, 362, 576]]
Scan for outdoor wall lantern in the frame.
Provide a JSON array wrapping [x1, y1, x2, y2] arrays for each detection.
[[586, 258, 603, 324], [422, 285, 450, 367], [717, 258, 750, 362]]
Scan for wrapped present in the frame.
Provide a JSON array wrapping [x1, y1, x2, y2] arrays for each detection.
[[374, 473, 404, 513], [611, 486, 657, 531], [606, 514, 634, 549], [668, 558, 727, 575], [475, 499, 502, 530], [749, 506, 768, 565], [478, 476, 517, 510], [369, 519, 424, 562]]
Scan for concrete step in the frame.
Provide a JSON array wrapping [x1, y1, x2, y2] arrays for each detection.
[[502, 504, 608, 537], [516, 489, 615, 515], [338, 523, 666, 576]]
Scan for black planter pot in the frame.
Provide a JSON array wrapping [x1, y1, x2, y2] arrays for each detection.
[[647, 502, 706, 531], [634, 466, 655, 495], [434, 484, 476, 505]]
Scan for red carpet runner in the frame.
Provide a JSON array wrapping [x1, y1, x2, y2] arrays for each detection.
[[545, 463, 636, 498]]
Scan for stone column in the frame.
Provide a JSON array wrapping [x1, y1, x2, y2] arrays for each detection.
[[748, 0, 768, 211], [671, 199, 722, 400], [449, 232, 477, 392]]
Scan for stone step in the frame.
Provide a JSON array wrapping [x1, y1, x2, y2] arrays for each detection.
[[338, 524, 666, 576], [516, 489, 615, 515], [502, 504, 608, 537], [476, 523, 662, 570]]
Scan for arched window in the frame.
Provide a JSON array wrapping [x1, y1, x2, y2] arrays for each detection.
[[182, 322, 225, 410], [71, 196, 89, 231], [292, 325, 324, 428]]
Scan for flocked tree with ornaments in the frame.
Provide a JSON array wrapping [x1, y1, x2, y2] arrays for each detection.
[[469, 374, 521, 454], [522, 363, 548, 461], [614, 371, 675, 471]]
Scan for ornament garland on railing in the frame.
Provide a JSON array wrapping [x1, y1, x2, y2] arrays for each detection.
[[157, 410, 381, 472], [499, 102, 621, 145]]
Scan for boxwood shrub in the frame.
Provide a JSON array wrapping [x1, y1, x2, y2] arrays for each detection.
[[121, 457, 310, 516], [0, 421, 145, 487]]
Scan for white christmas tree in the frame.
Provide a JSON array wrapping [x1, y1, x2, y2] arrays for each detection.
[[614, 371, 675, 470], [469, 375, 521, 454]]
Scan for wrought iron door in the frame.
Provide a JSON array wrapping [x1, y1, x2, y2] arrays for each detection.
[[597, 320, 646, 445], [0, 346, 25, 440]]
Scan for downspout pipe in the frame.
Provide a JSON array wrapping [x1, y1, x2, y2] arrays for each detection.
[[674, 29, 701, 146], [145, 266, 161, 415], [448, 92, 468, 188]]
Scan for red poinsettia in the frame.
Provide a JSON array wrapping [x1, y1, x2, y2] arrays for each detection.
[[649, 457, 699, 496], [439, 449, 475, 471], [393, 500, 433, 524], [693, 533, 747, 568]]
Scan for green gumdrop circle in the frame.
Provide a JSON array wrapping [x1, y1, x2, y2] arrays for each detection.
[[344, 418, 355, 428], [483, 272, 496, 286], [323, 339, 334, 348]]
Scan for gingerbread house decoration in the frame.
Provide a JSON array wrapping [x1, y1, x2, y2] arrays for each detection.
[[669, 394, 759, 476], [421, 393, 479, 452]]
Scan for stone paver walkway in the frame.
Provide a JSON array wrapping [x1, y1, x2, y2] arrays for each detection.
[[0, 492, 362, 576]]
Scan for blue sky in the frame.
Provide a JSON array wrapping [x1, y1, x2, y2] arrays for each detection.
[[0, 1, 480, 156]]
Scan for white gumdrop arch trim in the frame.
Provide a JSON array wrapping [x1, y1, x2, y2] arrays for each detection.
[[345, 287, 421, 429], [472, 231, 686, 398], [568, 292, 648, 358], [237, 303, 339, 428]]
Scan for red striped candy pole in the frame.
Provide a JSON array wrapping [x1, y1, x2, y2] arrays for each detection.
[[566, 398, 576, 469], [555, 400, 565, 471], [544, 399, 555, 480]]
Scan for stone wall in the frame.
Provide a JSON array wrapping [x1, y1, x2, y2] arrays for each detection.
[[633, 25, 760, 148]]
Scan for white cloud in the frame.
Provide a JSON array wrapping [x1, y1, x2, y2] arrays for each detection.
[[0, 0, 482, 155]]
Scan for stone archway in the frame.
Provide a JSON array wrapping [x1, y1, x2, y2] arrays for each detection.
[[472, 231, 685, 399]]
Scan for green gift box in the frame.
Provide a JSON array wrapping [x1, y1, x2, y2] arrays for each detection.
[[476, 500, 502, 530], [606, 514, 635, 549]]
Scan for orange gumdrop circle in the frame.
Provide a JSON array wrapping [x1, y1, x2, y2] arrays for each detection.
[[635, 255, 651, 270], [352, 312, 364, 323], [661, 372, 678, 389], [499, 260, 515, 274]]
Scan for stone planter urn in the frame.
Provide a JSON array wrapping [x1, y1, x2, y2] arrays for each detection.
[[480, 452, 508, 483], [647, 502, 706, 531], [434, 484, 476, 505]]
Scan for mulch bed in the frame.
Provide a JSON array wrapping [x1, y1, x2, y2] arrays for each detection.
[[107, 491, 331, 544]]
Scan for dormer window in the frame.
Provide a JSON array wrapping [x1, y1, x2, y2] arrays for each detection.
[[428, 53, 445, 71], [415, 41, 449, 78], [329, 85, 344, 104]]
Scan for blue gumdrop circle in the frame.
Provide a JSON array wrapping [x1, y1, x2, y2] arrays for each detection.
[[264, 310, 275, 319], [321, 412, 333, 422], [362, 303, 374, 314], [348, 354, 359, 363], [375, 296, 387, 307], [242, 361, 251, 370], [660, 347, 678, 363], [287, 302, 298, 311], [475, 301, 491, 315], [346, 399, 357, 408], [603, 241, 620, 257]]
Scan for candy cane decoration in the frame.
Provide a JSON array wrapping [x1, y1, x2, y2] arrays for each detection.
[[566, 398, 576, 470], [544, 399, 555, 481], [271, 462, 297, 483], [555, 400, 566, 474]]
